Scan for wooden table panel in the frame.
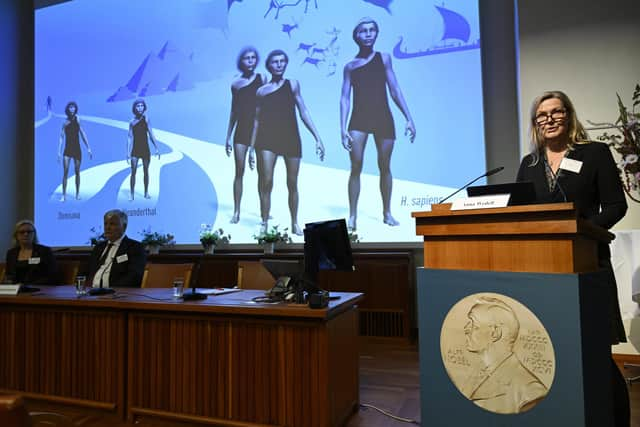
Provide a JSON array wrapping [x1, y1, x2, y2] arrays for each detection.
[[126, 308, 359, 427], [0, 305, 126, 417], [127, 314, 230, 419]]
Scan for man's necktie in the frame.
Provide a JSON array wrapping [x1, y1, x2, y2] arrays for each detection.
[[97, 243, 114, 267]]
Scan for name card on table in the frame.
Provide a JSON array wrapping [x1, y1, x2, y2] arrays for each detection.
[[451, 194, 510, 211], [0, 284, 21, 295]]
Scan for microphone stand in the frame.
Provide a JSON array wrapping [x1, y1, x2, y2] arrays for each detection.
[[440, 167, 505, 204]]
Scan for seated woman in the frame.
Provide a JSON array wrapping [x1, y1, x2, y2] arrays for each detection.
[[5, 220, 56, 285]]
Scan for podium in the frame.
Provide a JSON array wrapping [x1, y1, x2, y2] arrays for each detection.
[[412, 202, 615, 426]]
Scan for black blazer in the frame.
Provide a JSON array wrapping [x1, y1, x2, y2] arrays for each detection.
[[5, 244, 57, 285], [87, 236, 146, 287], [517, 142, 628, 259]]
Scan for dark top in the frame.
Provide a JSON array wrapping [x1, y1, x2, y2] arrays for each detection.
[[233, 75, 263, 146], [63, 117, 82, 160], [87, 236, 146, 287], [348, 52, 395, 139], [131, 117, 150, 159], [5, 244, 57, 285], [255, 79, 302, 158], [516, 142, 627, 253], [517, 142, 628, 344]]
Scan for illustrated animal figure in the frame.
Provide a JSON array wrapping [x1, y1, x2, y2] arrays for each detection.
[[311, 46, 329, 57], [282, 22, 299, 38], [301, 56, 325, 68], [304, 0, 318, 13], [264, 0, 302, 19], [296, 42, 316, 55]]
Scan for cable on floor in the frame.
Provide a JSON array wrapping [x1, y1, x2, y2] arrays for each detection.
[[359, 403, 420, 425]]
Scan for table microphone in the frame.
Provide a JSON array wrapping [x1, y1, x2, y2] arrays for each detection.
[[182, 287, 207, 301], [439, 166, 505, 203]]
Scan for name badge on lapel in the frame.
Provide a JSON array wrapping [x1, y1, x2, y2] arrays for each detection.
[[559, 158, 582, 174], [28, 257, 41, 265], [116, 254, 128, 263]]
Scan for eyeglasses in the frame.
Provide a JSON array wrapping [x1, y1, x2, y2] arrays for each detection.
[[17, 230, 35, 235], [534, 109, 567, 125]]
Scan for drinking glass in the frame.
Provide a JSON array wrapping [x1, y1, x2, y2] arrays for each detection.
[[75, 275, 87, 296], [172, 277, 184, 298]]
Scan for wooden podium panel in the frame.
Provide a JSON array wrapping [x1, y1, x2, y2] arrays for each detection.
[[412, 202, 616, 426], [416, 269, 612, 427], [412, 202, 612, 273]]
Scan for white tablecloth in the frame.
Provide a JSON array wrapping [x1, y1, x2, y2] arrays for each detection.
[[611, 229, 640, 320]]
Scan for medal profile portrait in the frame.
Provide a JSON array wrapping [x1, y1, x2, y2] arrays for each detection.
[[440, 293, 555, 414]]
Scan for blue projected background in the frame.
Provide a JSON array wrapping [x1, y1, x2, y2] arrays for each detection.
[[35, 0, 484, 245]]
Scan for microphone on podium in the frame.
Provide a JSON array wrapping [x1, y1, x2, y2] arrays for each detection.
[[439, 166, 505, 204]]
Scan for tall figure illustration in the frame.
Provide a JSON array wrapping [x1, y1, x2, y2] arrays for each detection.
[[340, 18, 416, 231], [127, 99, 160, 201], [248, 49, 325, 235], [57, 101, 92, 202], [225, 47, 266, 224]]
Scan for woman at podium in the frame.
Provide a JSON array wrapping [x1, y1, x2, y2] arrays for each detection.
[[516, 90, 629, 427], [4, 220, 56, 285]]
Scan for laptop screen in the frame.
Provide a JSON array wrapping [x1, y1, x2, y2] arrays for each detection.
[[466, 182, 537, 206]]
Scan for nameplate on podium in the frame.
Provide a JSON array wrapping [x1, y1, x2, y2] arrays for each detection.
[[451, 194, 510, 211], [0, 284, 21, 295]]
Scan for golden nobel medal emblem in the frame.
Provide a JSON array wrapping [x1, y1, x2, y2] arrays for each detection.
[[440, 293, 555, 414]]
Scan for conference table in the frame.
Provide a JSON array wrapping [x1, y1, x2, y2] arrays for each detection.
[[0, 286, 363, 427]]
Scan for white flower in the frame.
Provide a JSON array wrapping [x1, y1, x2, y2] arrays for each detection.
[[625, 154, 639, 165]]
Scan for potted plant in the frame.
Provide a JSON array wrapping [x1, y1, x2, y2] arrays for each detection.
[[589, 84, 640, 202], [139, 227, 175, 254], [348, 230, 361, 244], [199, 224, 231, 255], [87, 226, 106, 246], [253, 225, 292, 254]]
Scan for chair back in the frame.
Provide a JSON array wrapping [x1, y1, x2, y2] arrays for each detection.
[[56, 260, 80, 285], [237, 261, 275, 290], [29, 412, 74, 427], [0, 395, 29, 427], [141, 263, 194, 288]]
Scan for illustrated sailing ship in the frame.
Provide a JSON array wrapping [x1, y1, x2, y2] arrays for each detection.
[[393, 4, 480, 59]]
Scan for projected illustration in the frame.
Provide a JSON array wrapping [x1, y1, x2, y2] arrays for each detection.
[[393, 5, 481, 59], [35, 0, 484, 246], [58, 101, 92, 202], [341, 18, 415, 232]]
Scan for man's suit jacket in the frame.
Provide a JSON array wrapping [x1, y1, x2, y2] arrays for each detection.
[[5, 244, 57, 285], [87, 236, 146, 287]]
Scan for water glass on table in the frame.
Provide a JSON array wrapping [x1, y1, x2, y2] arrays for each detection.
[[75, 275, 87, 296], [172, 277, 184, 299]]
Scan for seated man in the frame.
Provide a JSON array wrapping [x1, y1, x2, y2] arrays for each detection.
[[88, 209, 146, 289]]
